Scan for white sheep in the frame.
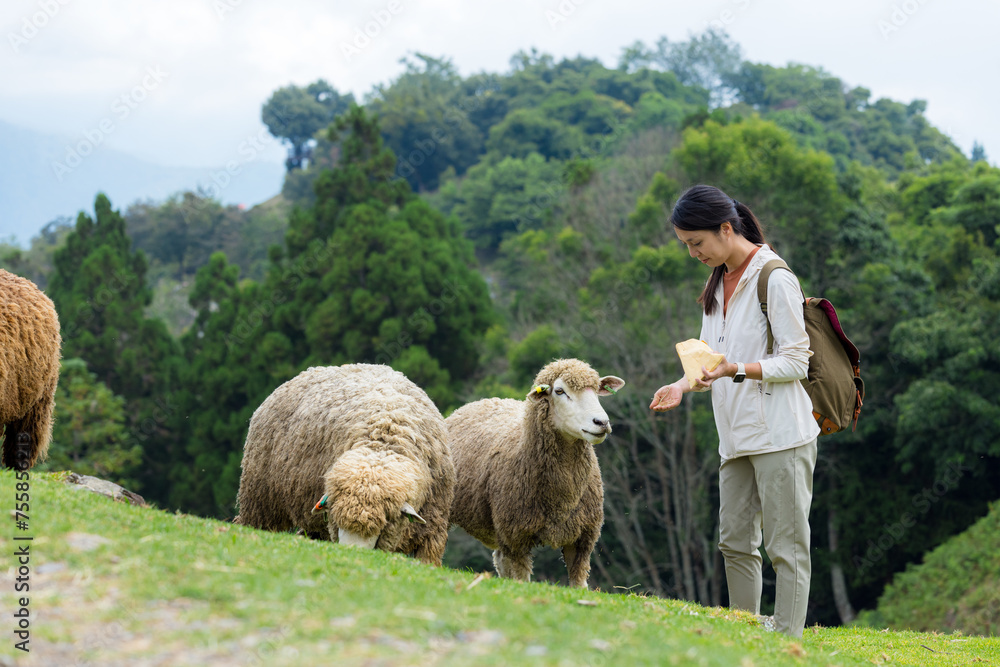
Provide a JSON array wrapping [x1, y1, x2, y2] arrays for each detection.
[[446, 358, 625, 587], [235, 364, 455, 565]]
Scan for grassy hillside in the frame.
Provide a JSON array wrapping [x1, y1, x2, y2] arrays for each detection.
[[858, 501, 1000, 637], [1, 471, 996, 666]]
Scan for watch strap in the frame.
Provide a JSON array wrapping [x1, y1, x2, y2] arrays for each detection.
[[733, 362, 746, 383]]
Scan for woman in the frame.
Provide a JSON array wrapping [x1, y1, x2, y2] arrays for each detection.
[[650, 184, 820, 638]]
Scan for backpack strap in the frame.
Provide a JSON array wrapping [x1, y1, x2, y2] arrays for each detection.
[[757, 259, 792, 355]]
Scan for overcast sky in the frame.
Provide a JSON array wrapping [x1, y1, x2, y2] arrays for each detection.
[[1, 0, 996, 177]]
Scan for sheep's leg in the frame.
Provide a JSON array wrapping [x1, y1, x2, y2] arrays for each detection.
[[493, 547, 532, 581], [0, 424, 16, 469], [562, 544, 582, 587], [564, 533, 597, 588], [2, 386, 54, 469]]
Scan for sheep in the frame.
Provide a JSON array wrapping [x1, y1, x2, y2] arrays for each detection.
[[0, 269, 61, 470], [235, 363, 455, 565], [446, 358, 625, 588]]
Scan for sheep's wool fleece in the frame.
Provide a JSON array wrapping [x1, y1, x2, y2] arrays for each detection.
[[0, 269, 61, 469], [446, 358, 608, 587], [236, 364, 454, 565]]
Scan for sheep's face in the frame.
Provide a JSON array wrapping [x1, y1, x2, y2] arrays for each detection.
[[538, 375, 625, 445], [317, 448, 428, 550]]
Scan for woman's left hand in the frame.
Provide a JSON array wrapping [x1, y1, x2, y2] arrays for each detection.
[[696, 358, 733, 387]]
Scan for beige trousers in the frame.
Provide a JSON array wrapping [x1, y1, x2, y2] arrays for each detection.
[[718, 440, 817, 638]]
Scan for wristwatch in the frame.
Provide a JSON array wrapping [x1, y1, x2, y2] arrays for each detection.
[[732, 362, 746, 383]]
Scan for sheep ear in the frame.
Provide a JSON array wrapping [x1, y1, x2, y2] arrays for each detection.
[[401, 502, 426, 524], [311, 494, 329, 514], [529, 384, 551, 401], [598, 376, 625, 396]]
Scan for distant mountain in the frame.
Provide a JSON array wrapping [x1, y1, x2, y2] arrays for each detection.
[[0, 120, 284, 245]]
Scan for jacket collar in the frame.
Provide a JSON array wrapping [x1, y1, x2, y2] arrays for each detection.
[[743, 244, 777, 280], [712, 244, 778, 304]]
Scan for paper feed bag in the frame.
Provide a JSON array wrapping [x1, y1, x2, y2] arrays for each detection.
[[675, 339, 725, 389]]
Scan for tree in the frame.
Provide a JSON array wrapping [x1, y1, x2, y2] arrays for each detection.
[[39, 359, 137, 484], [485, 108, 582, 161], [48, 195, 178, 400], [619, 30, 743, 107], [886, 163, 1000, 472], [47, 194, 180, 495], [166, 106, 495, 517], [630, 91, 687, 133], [434, 152, 566, 252], [724, 63, 962, 176], [368, 54, 485, 192], [168, 252, 299, 516], [0, 217, 73, 288], [126, 192, 238, 279], [262, 79, 354, 171], [290, 105, 495, 394], [125, 191, 287, 282], [971, 141, 988, 163], [672, 116, 844, 289], [943, 170, 1000, 247]]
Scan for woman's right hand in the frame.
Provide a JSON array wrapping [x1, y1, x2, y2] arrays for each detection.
[[650, 381, 685, 412]]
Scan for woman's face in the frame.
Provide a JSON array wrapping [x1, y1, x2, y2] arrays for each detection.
[[674, 223, 733, 268]]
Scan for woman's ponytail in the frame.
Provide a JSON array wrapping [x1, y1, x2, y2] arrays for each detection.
[[733, 200, 765, 245]]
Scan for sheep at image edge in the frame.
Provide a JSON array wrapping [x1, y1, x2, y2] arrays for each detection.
[[235, 364, 455, 565], [0, 269, 61, 470], [447, 358, 625, 588]]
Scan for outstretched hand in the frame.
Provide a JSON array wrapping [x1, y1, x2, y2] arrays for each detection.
[[651, 361, 731, 412], [650, 382, 684, 412]]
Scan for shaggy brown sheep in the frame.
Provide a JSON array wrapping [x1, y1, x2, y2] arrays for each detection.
[[0, 269, 61, 470], [446, 358, 625, 588], [235, 364, 454, 565]]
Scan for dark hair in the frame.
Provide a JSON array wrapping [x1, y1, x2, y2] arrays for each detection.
[[670, 184, 766, 315]]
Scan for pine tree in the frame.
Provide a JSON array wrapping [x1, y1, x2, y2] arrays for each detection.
[[971, 141, 987, 163], [280, 105, 495, 403], [48, 194, 180, 493], [39, 358, 137, 484], [168, 106, 495, 517]]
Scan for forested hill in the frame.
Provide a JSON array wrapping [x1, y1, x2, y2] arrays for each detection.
[[2, 31, 998, 636]]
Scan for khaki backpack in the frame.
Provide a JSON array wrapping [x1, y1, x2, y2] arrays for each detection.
[[758, 260, 864, 436]]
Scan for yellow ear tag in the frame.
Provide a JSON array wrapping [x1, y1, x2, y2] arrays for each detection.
[[533, 384, 550, 395]]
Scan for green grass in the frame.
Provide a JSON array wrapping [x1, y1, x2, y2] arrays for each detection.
[[1, 471, 997, 666]]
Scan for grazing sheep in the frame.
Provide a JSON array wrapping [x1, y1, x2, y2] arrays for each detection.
[[447, 358, 625, 588], [0, 269, 61, 470], [235, 364, 455, 565]]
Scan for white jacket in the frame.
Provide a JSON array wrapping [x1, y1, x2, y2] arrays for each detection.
[[698, 245, 820, 461]]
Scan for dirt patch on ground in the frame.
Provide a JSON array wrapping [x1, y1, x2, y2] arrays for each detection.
[[2, 554, 512, 666], [2, 561, 293, 666]]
